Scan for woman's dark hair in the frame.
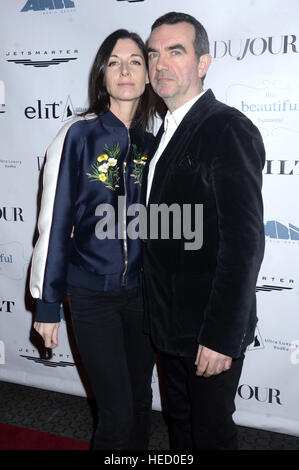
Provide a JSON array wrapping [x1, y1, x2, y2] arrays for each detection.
[[82, 29, 165, 130]]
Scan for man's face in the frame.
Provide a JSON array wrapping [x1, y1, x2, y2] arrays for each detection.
[[148, 22, 211, 111]]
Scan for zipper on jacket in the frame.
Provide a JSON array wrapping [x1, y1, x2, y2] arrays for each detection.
[[121, 130, 131, 287]]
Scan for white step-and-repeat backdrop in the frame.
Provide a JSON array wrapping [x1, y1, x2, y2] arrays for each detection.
[[1, 0, 299, 437]]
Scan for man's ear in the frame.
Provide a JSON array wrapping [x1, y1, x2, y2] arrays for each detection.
[[197, 54, 212, 79], [145, 71, 150, 84]]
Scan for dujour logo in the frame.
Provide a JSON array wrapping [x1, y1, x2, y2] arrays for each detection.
[[0, 207, 24, 222], [238, 384, 282, 404], [213, 34, 298, 60]]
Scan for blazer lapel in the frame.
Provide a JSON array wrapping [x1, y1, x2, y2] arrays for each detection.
[[141, 122, 164, 207], [147, 89, 217, 204]]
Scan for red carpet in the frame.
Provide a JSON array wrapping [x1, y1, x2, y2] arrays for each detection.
[[0, 423, 90, 450]]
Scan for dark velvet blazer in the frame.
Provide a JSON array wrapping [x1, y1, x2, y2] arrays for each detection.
[[141, 89, 265, 359]]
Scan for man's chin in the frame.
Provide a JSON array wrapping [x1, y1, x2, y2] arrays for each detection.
[[154, 86, 174, 99]]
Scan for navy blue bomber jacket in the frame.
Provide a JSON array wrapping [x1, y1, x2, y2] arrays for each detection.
[[30, 110, 153, 323]]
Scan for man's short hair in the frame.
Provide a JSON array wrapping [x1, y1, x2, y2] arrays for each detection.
[[151, 11, 210, 60]]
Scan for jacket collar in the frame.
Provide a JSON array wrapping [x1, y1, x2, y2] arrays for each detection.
[[141, 89, 217, 206]]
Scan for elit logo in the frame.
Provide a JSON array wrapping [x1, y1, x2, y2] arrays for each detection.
[[21, 0, 75, 12], [264, 160, 299, 176], [117, 0, 144, 3], [37, 156, 46, 171], [24, 96, 78, 121], [0, 300, 15, 313], [0, 341, 5, 365], [0, 80, 5, 114], [265, 221, 299, 241], [213, 34, 298, 60], [247, 326, 264, 351]]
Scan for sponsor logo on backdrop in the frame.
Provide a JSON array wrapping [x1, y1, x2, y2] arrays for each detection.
[[18, 347, 77, 368], [0, 300, 15, 313], [248, 276, 295, 353], [24, 96, 84, 121], [0, 207, 24, 222], [20, 0, 76, 13], [0, 242, 29, 281], [213, 34, 298, 61], [264, 160, 299, 176], [247, 326, 264, 351], [20, 355, 77, 368], [265, 337, 299, 357], [265, 221, 299, 243], [6, 49, 78, 68], [0, 341, 5, 365], [290, 341, 299, 365], [225, 81, 299, 138], [0, 80, 5, 114], [0, 158, 22, 170], [237, 384, 282, 405], [37, 156, 45, 171], [256, 273, 295, 292]]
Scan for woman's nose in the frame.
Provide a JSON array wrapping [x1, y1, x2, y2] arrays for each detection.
[[120, 63, 130, 76]]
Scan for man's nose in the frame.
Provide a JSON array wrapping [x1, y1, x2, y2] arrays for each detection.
[[156, 54, 168, 71]]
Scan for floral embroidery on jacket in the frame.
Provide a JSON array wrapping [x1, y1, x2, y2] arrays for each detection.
[[130, 144, 148, 186], [86, 143, 120, 190], [87, 142, 148, 190]]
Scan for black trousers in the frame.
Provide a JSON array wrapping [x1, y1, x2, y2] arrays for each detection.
[[67, 285, 156, 450], [160, 351, 244, 450]]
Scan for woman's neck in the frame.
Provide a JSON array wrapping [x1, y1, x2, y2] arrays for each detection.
[[109, 99, 139, 128]]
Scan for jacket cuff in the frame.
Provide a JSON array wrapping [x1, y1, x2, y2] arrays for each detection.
[[35, 299, 61, 323], [197, 319, 245, 359]]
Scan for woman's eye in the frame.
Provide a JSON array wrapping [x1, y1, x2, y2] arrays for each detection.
[[108, 61, 118, 67], [131, 60, 141, 65]]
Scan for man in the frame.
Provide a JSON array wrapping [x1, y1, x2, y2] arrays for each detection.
[[141, 12, 265, 450]]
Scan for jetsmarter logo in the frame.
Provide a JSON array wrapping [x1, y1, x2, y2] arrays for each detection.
[[94, 197, 203, 251], [21, 0, 75, 12]]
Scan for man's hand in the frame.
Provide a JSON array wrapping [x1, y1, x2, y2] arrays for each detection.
[[34, 322, 60, 349], [195, 344, 232, 377]]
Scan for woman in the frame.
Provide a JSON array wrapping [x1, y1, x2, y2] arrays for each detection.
[[30, 29, 157, 450]]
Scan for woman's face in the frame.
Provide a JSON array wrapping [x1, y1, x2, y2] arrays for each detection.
[[105, 38, 149, 108]]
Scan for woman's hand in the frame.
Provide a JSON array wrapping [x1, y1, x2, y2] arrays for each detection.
[[34, 322, 60, 349]]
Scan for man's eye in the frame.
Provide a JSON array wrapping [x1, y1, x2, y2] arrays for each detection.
[[148, 52, 158, 60], [171, 50, 181, 56]]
